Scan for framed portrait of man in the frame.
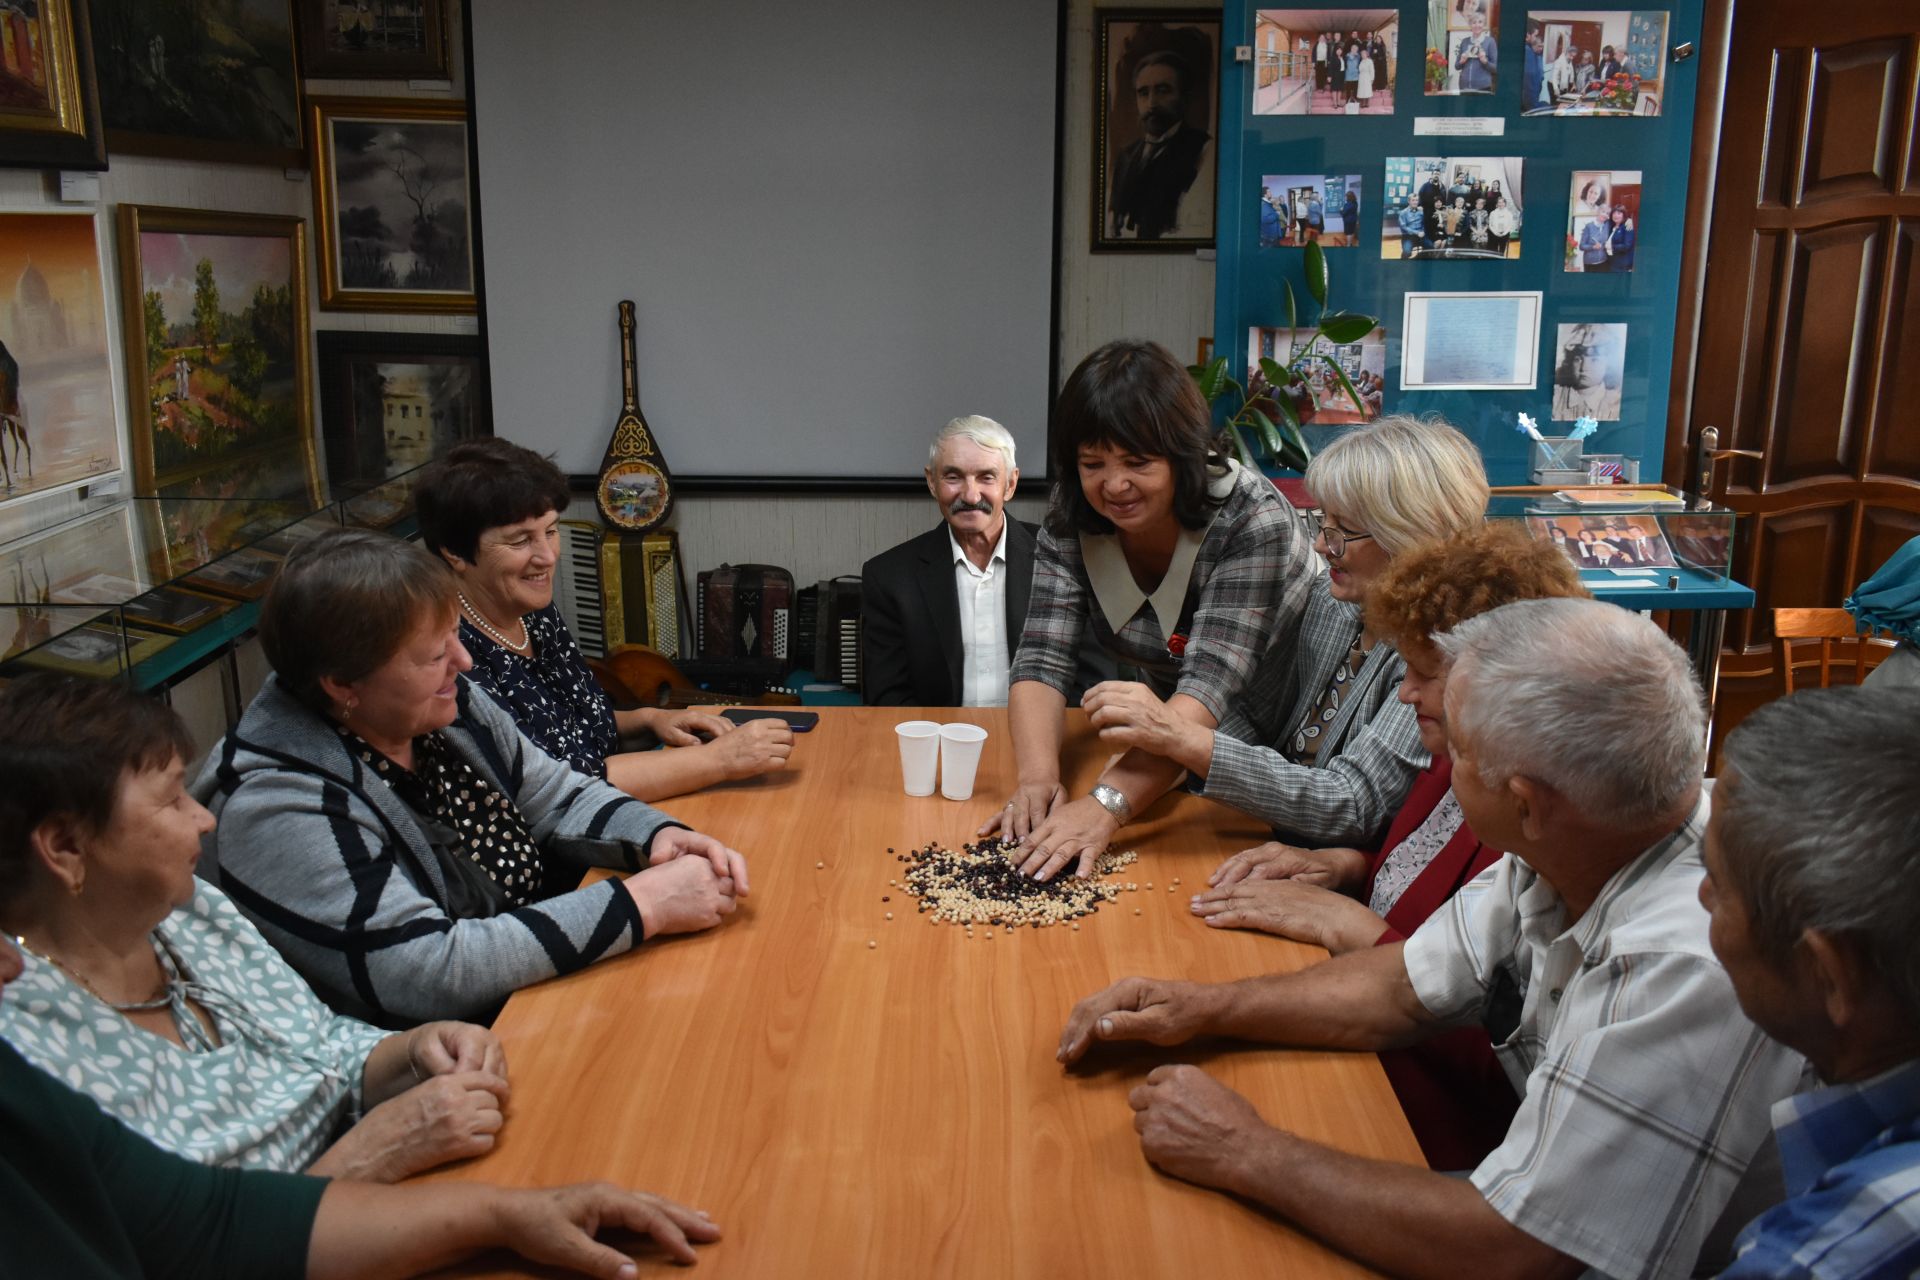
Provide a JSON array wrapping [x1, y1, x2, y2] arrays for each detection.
[[1094, 9, 1221, 253]]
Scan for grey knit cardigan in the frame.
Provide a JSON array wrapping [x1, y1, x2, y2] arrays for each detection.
[[192, 675, 682, 1028]]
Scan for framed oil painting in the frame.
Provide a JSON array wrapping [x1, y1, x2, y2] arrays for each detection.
[[0, 0, 106, 169], [317, 329, 488, 487], [1094, 9, 1220, 252], [90, 0, 302, 166], [115, 205, 317, 499], [297, 0, 451, 79], [0, 210, 123, 506], [310, 96, 475, 312]]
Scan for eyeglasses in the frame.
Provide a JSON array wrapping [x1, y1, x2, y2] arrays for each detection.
[[1310, 515, 1375, 557]]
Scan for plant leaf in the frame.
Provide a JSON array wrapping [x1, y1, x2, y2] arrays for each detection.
[[1189, 356, 1231, 402], [1283, 279, 1298, 336], [1317, 312, 1380, 345], [1224, 423, 1256, 468], [1257, 356, 1292, 388], [1274, 406, 1313, 470], [1248, 405, 1286, 457], [1317, 355, 1369, 416], [1304, 241, 1329, 309]]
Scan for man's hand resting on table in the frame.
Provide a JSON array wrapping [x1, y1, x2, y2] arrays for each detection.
[[1129, 1064, 1274, 1196], [1057, 976, 1218, 1065]]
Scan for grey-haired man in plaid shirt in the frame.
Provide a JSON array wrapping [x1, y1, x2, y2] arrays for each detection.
[[1058, 598, 1802, 1280]]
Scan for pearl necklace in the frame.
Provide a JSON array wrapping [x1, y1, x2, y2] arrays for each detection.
[[458, 591, 531, 653], [12, 933, 177, 1013]]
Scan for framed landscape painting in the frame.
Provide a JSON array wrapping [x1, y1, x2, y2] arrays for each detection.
[[317, 329, 488, 487], [89, 0, 302, 166], [0, 210, 122, 505], [297, 0, 451, 78], [115, 205, 316, 496], [310, 96, 475, 312], [0, 0, 106, 170]]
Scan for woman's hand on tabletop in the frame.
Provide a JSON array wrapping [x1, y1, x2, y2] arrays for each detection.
[[492, 1183, 722, 1273], [313, 1071, 510, 1182], [1082, 681, 1203, 762], [1011, 794, 1119, 882], [1189, 878, 1387, 954], [627, 854, 741, 937], [649, 827, 751, 895], [701, 715, 792, 780], [407, 1020, 508, 1082], [1207, 841, 1368, 892], [647, 708, 734, 746], [977, 778, 1066, 841]]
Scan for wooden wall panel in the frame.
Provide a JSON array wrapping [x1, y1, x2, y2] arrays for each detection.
[[1765, 222, 1882, 485], [1861, 503, 1920, 576], [1759, 51, 1805, 209], [1746, 504, 1853, 646], [1868, 221, 1920, 480]]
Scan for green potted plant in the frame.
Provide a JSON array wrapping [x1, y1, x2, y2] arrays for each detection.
[[1190, 240, 1380, 472]]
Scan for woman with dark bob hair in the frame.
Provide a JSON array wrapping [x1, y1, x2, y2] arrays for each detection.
[[192, 527, 750, 1028], [980, 339, 1316, 881], [416, 438, 791, 800]]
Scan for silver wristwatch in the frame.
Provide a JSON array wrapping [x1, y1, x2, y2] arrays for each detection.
[[1089, 783, 1133, 824]]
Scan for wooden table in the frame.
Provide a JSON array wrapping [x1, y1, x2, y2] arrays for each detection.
[[433, 708, 1422, 1277]]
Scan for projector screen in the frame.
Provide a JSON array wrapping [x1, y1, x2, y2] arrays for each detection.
[[468, 0, 1060, 483]]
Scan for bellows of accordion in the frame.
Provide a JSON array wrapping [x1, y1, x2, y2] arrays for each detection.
[[555, 521, 684, 660]]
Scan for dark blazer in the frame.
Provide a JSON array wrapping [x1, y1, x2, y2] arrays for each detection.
[[861, 520, 1108, 707], [861, 520, 1032, 707], [1108, 125, 1210, 241]]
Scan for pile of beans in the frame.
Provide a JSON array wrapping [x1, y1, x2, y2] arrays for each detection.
[[894, 837, 1139, 928]]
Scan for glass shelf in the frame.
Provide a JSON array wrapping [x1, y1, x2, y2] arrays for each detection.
[[1486, 487, 1750, 610]]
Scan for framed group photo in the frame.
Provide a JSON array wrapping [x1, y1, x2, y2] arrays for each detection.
[[309, 96, 476, 312], [296, 0, 452, 79], [1252, 10, 1397, 116], [0, 0, 106, 170], [1382, 156, 1523, 261], [114, 204, 316, 496], [1258, 173, 1364, 248], [1523, 10, 1668, 116], [1566, 169, 1641, 273], [1094, 9, 1220, 252], [90, 0, 303, 165], [316, 329, 489, 487]]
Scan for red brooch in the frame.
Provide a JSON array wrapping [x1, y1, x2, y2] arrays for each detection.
[[1167, 633, 1189, 657]]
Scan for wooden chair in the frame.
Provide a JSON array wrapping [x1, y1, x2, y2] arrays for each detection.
[[1772, 608, 1895, 691]]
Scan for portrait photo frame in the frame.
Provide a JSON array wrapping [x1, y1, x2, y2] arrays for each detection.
[[1400, 290, 1542, 390], [1093, 8, 1221, 253], [309, 95, 477, 313], [115, 204, 317, 497], [296, 0, 452, 79], [0, 0, 106, 170], [316, 329, 490, 488], [90, 0, 304, 166]]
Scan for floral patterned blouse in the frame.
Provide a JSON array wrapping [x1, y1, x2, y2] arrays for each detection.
[[0, 883, 388, 1171], [460, 605, 620, 778]]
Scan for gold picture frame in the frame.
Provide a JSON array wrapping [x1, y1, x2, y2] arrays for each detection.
[[114, 204, 318, 499], [0, 0, 106, 170], [309, 95, 476, 314]]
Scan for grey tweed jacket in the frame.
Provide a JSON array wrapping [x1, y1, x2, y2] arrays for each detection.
[[192, 675, 681, 1028], [1200, 578, 1428, 848]]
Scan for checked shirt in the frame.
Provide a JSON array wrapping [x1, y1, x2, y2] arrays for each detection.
[[1403, 799, 1805, 1279]]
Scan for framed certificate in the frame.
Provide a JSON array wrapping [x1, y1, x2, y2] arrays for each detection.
[[1400, 290, 1542, 390]]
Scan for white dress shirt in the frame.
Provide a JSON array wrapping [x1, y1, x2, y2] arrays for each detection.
[[949, 522, 1010, 707]]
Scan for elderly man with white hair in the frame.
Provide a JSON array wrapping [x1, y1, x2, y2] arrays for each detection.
[[863, 415, 1106, 707], [1056, 597, 1802, 1280]]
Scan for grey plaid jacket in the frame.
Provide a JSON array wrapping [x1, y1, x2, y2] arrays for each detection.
[[1010, 463, 1316, 747], [1199, 577, 1428, 847]]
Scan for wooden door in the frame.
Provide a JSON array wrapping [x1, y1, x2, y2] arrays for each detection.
[[1672, 3, 1920, 729]]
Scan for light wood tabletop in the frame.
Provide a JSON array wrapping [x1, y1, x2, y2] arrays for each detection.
[[430, 708, 1422, 1277]]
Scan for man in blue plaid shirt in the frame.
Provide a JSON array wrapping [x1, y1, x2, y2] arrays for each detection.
[[1702, 686, 1920, 1280]]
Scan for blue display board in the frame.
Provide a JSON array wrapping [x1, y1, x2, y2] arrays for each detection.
[[1216, 1, 1704, 483]]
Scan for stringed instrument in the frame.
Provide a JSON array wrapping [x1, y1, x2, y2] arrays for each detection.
[[591, 644, 799, 710], [594, 301, 675, 534]]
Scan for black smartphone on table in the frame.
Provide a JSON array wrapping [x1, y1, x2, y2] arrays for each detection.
[[721, 708, 819, 732]]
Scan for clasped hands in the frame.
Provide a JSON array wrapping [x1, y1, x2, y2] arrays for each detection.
[[1188, 841, 1388, 955], [628, 828, 752, 937], [323, 1020, 511, 1182]]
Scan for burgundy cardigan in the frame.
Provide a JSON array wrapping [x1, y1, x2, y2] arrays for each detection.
[[1368, 758, 1520, 1171]]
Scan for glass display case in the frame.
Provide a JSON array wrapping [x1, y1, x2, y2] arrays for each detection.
[[0, 459, 438, 688], [1486, 487, 1741, 608]]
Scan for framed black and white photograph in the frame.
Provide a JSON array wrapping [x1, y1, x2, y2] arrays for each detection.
[[316, 330, 489, 487], [1400, 291, 1542, 390], [1523, 10, 1667, 116], [309, 95, 475, 311], [1382, 156, 1523, 261], [1551, 322, 1626, 420], [1094, 9, 1220, 251]]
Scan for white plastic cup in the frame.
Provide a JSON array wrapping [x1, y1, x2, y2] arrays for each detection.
[[937, 723, 989, 801], [895, 720, 941, 796]]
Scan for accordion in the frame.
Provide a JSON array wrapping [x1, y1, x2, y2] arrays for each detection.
[[799, 575, 862, 688], [554, 521, 685, 660], [696, 563, 793, 666]]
